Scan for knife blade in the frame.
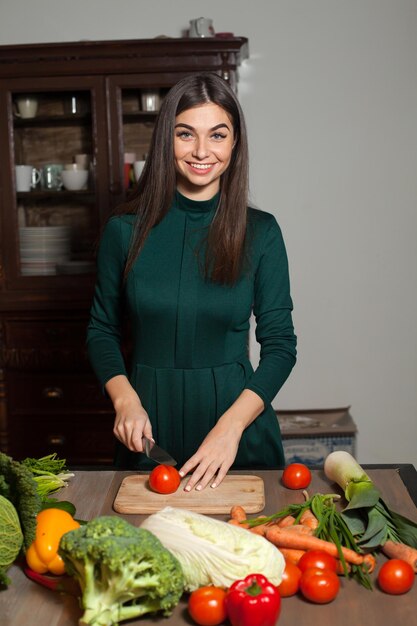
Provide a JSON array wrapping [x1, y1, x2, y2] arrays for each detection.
[[142, 436, 177, 466]]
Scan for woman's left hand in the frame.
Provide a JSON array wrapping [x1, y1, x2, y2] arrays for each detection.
[[178, 422, 241, 491], [178, 388, 265, 490]]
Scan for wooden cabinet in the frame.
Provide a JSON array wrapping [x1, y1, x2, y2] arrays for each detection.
[[0, 37, 248, 464]]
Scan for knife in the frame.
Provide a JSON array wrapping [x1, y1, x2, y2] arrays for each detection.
[[142, 436, 177, 466]]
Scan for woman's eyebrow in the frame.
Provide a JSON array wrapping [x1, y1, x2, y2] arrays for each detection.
[[174, 122, 231, 131]]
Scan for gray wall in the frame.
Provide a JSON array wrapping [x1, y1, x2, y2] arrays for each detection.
[[1, 0, 416, 466]]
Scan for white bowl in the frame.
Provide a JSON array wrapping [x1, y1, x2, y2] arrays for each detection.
[[61, 169, 88, 190]]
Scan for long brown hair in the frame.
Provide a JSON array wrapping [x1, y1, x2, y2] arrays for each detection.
[[116, 72, 249, 284]]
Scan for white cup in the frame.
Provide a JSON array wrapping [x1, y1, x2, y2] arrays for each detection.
[[189, 17, 215, 38], [140, 90, 160, 112], [75, 153, 91, 169], [133, 160, 146, 182], [15, 165, 40, 192], [15, 96, 39, 119]]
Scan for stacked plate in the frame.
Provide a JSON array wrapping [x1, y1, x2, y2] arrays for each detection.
[[19, 226, 71, 275]]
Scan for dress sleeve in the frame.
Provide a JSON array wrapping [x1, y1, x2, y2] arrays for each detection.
[[86, 217, 129, 389], [244, 215, 297, 406]]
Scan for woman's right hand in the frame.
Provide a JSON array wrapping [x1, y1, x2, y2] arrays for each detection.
[[105, 375, 153, 452]]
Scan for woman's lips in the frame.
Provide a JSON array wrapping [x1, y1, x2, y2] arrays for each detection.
[[186, 162, 215, 175]]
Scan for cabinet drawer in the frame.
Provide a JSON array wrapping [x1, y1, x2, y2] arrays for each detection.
[[9, 413, 116, 465], [4, 317, 89, 349], [6, 371, 111, 413]]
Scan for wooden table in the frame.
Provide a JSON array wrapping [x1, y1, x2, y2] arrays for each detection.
[[2, 466, 417, 626]]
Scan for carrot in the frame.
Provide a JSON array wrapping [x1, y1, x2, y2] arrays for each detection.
[[335, 559, 351, 575], [265, 526, 375, 572], [363, 554, 376, 574], [249, 524, 268, 536], [245, 515, 270, 536], [283, 524, 313, 535], [299, 508, 319, 530], [279, 548, 306, 564], [230, 505, 247, 522], [229, 505, 250, 529], [381, 540, 417, 573], [277, 515, 296, 528]]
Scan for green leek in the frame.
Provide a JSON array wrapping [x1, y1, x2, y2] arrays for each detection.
[[324, 451, 417, 549]]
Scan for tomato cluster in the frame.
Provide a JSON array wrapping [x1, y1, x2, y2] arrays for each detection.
[[279, 550, 340, 604]]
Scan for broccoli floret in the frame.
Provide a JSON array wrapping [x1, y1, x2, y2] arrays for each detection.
[[0, 452, 41, 550], [58, 515, 185, 626]]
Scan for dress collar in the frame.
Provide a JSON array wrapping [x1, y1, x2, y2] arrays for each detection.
[[173, 189, 219, 213]]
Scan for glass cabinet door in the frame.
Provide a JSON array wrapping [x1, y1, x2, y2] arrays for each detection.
[[0, 76, 108, 288], [106, 75, 174, 211]]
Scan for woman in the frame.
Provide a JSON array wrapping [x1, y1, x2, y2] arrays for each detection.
[[87, 72, 297, 491]]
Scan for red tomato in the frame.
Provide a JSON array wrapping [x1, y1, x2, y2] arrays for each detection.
[[377, 559, 415, 595], [188, 586, 227, 626], [298, 550, 338, 574], [281, 463, 312, 490], [299, 567, 340, 604], [278, 560, 302, 597], [148, 465, 181, 494]]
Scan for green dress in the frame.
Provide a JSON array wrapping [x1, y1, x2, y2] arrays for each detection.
[[87, 191, 297, 469]]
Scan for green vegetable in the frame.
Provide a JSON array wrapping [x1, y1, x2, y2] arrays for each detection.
[[246, 492, 372, 589], [141, 506, 285, 592], [0, 452, 41, 550], [21, 453, 75, 499], [0, 495, 24, 587], [22, 453, 69, 474], [58, 515, 184, 626], [324, 451, 417, 549]]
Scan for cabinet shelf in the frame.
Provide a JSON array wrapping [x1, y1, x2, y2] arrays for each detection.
[[122, 111, 158, 123], [13, 113, 92, 127], [17, 189, 95, 200]]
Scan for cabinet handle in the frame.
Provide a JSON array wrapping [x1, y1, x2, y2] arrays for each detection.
[[42, 386, 63, 399], [47, 434, 65, 446]]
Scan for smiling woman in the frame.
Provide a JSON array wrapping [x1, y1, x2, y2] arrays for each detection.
[[86, 72, 297, 492], [174, 104, 235, 200]]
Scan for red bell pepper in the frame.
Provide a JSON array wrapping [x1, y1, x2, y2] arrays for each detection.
[[225, 573, 281, 626]]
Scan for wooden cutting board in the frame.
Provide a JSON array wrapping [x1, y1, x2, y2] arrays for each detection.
[[113, 474, 265, 514]]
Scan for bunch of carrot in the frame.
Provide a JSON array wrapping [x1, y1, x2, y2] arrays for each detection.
[[228, 492, 376, 588], [230, 504, 375, 571]]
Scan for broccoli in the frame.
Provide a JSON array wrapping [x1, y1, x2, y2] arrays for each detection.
[[0, 452, 41, 550], [58, 515, 185, 626]]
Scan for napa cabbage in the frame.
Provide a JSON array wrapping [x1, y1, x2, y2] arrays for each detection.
[[141, 506, 285, 591]]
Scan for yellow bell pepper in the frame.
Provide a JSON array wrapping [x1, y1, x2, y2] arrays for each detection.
[[26, 508, 80, 575]]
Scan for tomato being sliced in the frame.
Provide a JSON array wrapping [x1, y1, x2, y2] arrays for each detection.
[[188, 586, 227, 626], [281, 463, 312, 490], [148, 464, 181, 494], [299, 567, 340, 604], [278, 560, 302, 597], [298, 550, 338, 574], [377, 559, 415, 595]]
